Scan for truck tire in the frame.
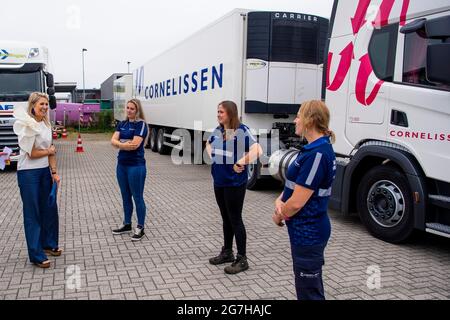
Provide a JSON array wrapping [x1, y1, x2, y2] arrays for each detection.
[[149, 127, 158, 152], [246, 160, 262, 190], [156, 128, 170, 155], [357, 165, 414, 243]]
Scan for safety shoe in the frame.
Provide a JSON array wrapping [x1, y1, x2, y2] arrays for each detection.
[[209, 247, 235, 265], [224, 254, 249, 274], [112, 224, 132, 235], [131, 226, 145, 241]]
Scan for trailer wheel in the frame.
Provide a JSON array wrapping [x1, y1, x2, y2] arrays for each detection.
[[149, 128, 158, 152], [246, 160, 261, 190], [157, 128, 170, 155], [357, 165, 414, 243]]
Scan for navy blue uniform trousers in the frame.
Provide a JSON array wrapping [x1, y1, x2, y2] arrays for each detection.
[[291, 242, 327, 300], [17, 167, 59, 263]]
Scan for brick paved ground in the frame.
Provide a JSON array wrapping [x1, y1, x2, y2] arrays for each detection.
[[0, 136, 449, 300]]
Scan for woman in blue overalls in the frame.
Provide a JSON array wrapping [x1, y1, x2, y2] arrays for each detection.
[[206, 100, 262, 274], [14, 92, 62, 268], [111, 99, 149, 241], [272, 100, 336, 300]]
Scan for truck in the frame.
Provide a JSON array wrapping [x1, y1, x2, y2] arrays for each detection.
[[322, 0, 450, 242], [126, 8, 329, 188], [118, 3, 450, 243], [0, 41, 57, 166]]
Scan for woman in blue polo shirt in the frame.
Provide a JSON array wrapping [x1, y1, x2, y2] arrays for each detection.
[[272, 100, 336, 300], [206, 100, 262, 275], [111, 99, 149, 241]]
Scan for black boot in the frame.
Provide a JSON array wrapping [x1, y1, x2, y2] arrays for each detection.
[[209, 247, 235, 265], [224, 254, 249, 274]]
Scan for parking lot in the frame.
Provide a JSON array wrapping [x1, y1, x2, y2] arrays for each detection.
[[0, 135, 449, 300]]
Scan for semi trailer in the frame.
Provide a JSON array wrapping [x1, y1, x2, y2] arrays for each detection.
[[125, 9, 329, 189]]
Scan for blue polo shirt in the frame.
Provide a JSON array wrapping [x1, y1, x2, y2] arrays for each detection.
[[208, 124, 256, 187], [281, 136, 336, 246], [115, 120, 148, 166]]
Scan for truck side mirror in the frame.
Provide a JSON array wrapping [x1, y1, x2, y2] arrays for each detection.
[[49, 95, 57, 110], [425, 15, 450, 85], [425, 15, 450, 39], [47, 87, 56, 96], [426, 43, 450, 84], [46, 73, 54, 88], [399, 18, 426, 34]]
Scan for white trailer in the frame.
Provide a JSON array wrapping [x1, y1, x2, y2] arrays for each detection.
[[113, 74, 133, 122], [125, 9, 329, 188], [321, 0, 450, 242], [0, 41, 56, 164]]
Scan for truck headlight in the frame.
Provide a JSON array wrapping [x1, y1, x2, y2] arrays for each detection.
[[28, 48, 40, 58]]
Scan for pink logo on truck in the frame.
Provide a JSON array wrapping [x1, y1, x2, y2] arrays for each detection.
[[372, 0, 410, 28], [356, 54, 384, 106], [327, 0, 411, 106], [326, 42, 354, 91], [372, 0, 395, 28], [399, 0, 410, 26], [351, 0, 371, 35]]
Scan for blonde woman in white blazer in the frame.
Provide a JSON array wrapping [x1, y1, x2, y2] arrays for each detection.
[[13, 92, 61, 268]]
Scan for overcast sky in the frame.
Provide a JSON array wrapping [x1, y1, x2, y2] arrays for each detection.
[[1, 0, 333, 89]]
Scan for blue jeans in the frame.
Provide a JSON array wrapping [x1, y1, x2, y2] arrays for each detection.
[[17, 167, 59, 264], [291, 242, 327, 300], [116, 164, 147, 227]]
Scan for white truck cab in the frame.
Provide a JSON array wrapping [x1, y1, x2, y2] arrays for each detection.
[[324, 0, 450, 242], [0, 41, 56, 163]]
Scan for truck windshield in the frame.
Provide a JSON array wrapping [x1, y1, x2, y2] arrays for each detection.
[[0, 71, 41, 100]]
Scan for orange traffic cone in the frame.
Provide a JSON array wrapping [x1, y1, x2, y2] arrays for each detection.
[[62, 128, 68, 139], [75, 133, 84, 153], [52, 130, 58, 140]]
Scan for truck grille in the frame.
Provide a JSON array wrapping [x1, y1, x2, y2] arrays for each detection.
[[0, 126, 19, 153]]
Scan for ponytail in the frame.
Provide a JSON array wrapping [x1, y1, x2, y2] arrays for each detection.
[[326, 129, 336, 144]]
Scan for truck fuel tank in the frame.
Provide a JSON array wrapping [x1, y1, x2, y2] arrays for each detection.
[[268, 148, 300, 182]]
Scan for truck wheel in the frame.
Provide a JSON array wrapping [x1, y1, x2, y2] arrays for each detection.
[[357, 165, 414, 243], [156, 128, 170, 155], [246, 160, 261, 190], [149, 128, 158, 152]]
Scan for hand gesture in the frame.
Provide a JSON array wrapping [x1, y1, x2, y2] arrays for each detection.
[[272, 211, 284, 227], [47, 145, 56, 156], [52, 173, 61, 185], [275, 198, 284, 216], [233, 163, 245, 173]]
